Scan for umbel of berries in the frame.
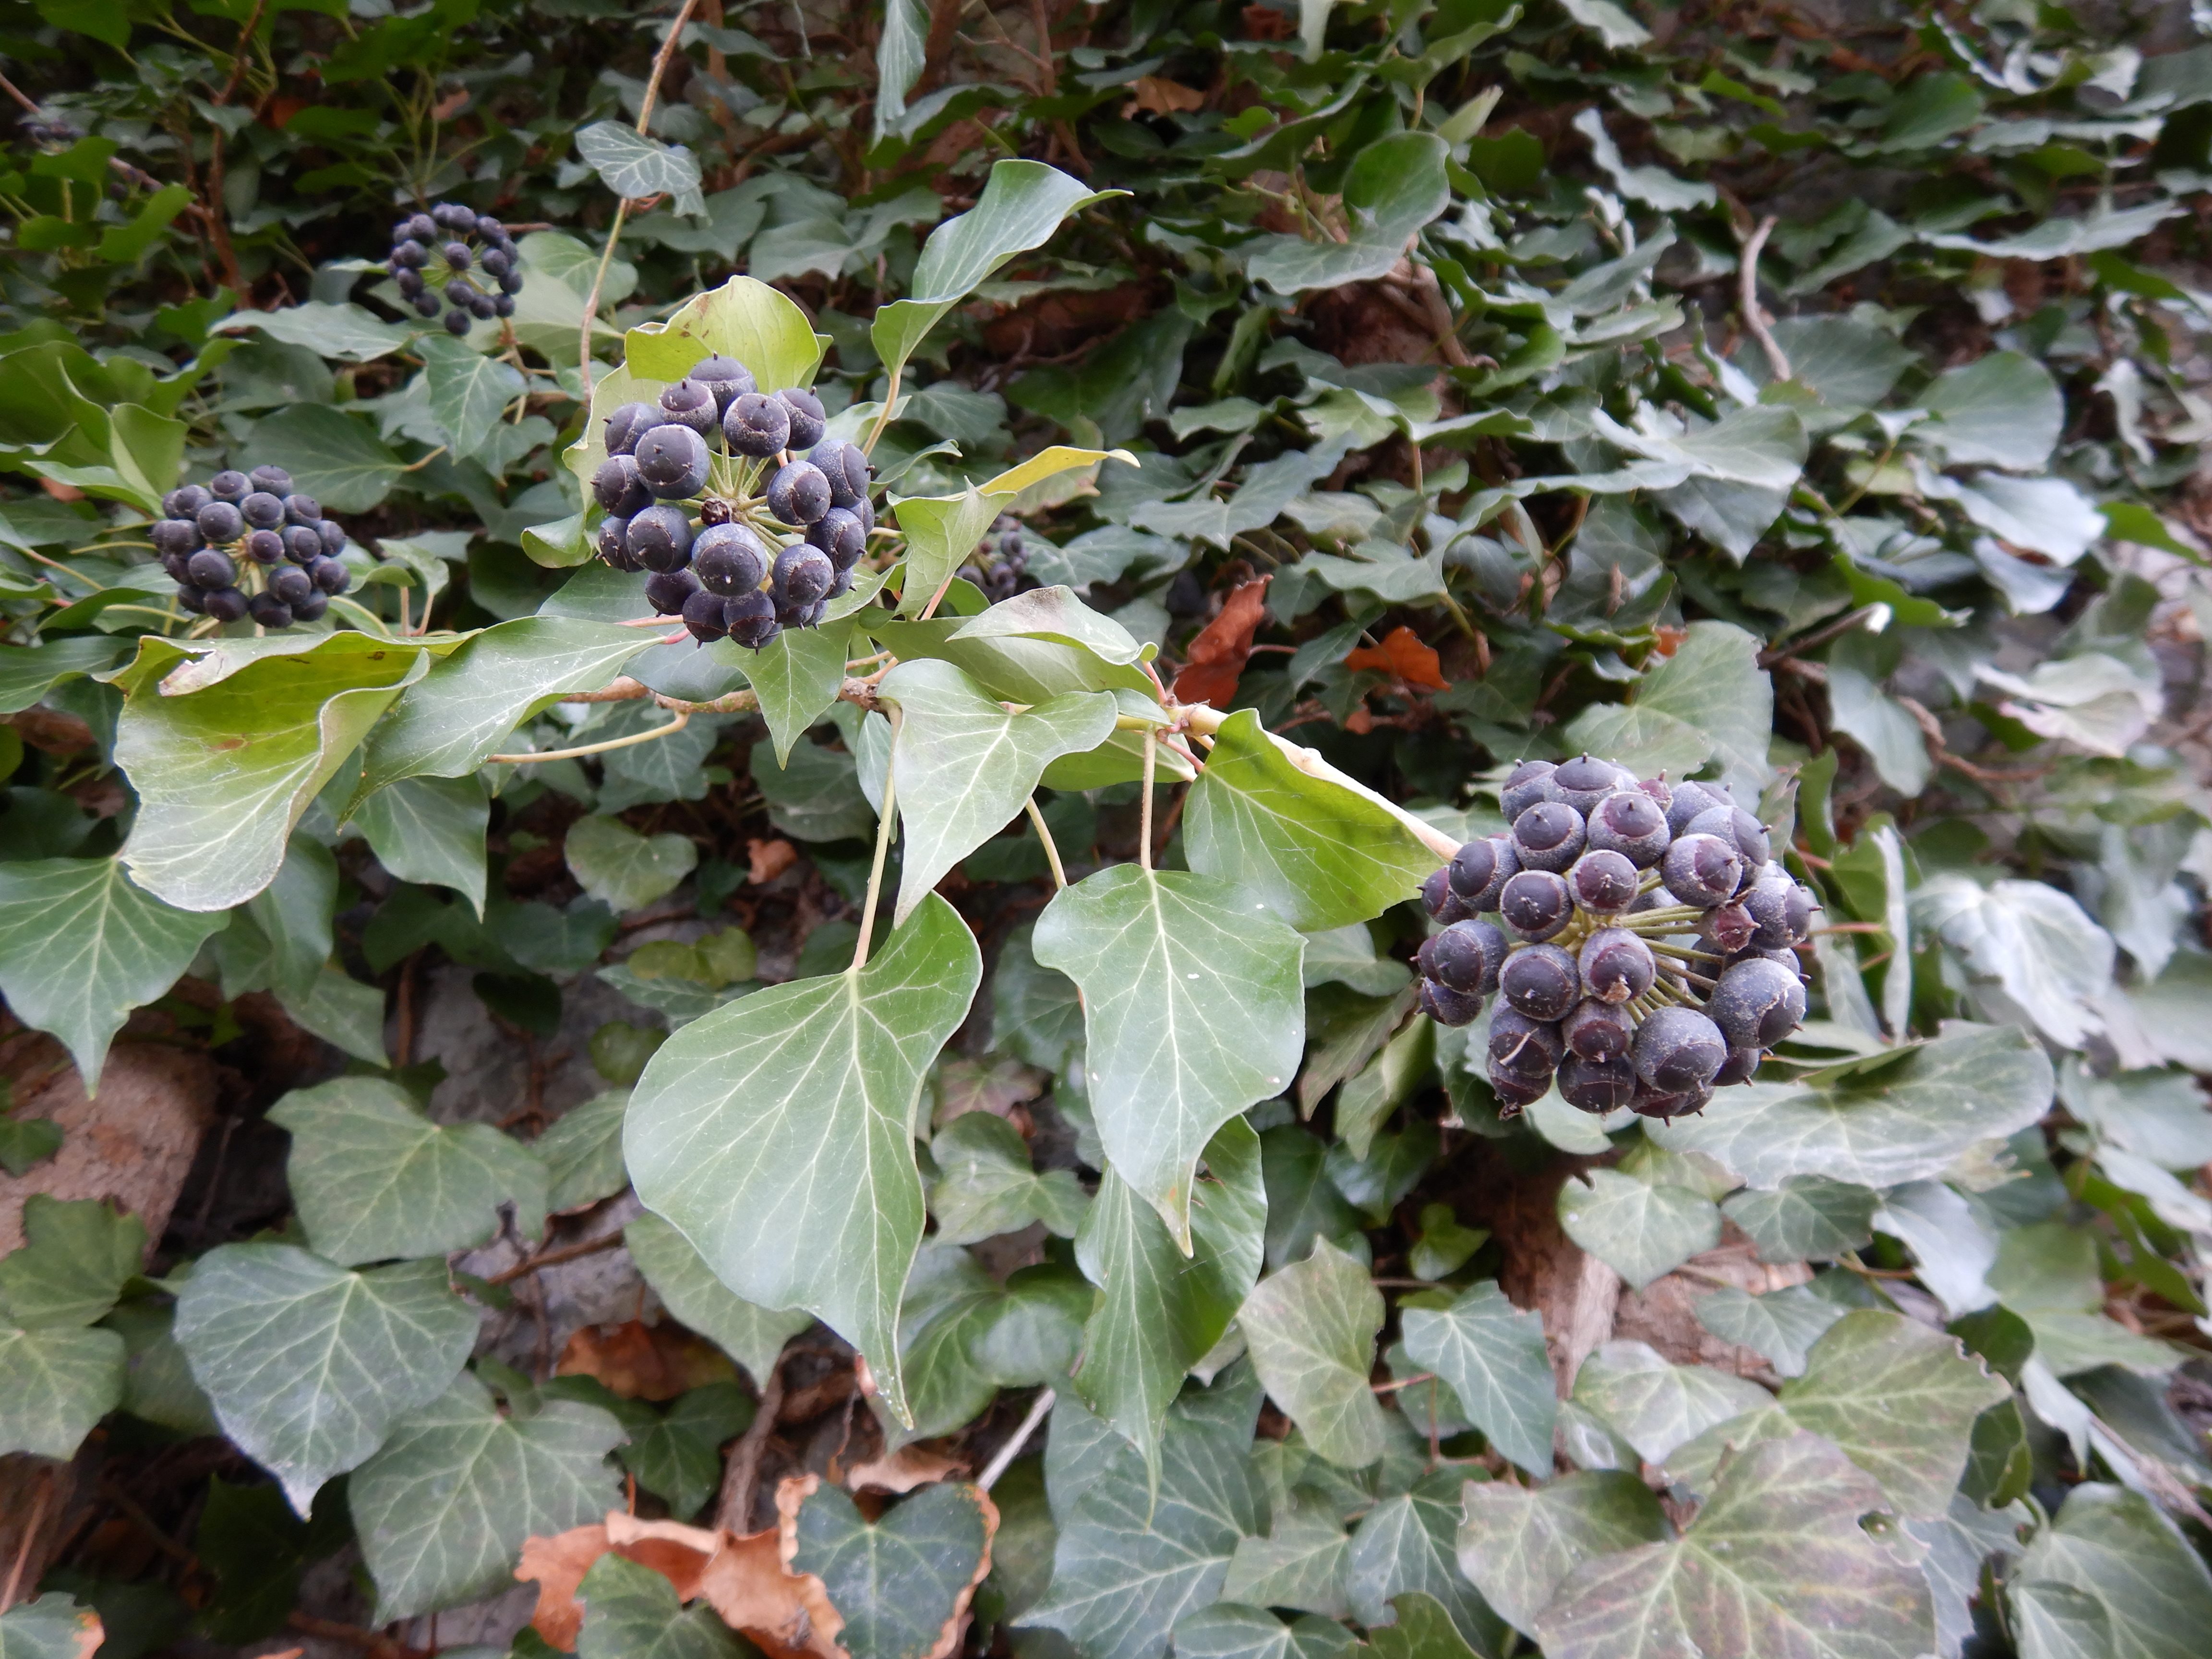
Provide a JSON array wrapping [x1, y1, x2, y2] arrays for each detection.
[[1415, 757, 1817, 1122], [388, 203, 522, 336], [151, 466, 356, 628], [591, 357, 864, 650], [958, 513, 1034, 603]]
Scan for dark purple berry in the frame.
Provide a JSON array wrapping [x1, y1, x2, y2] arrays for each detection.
[[1499, 759, 1558, 819], [1578, 928, 1655, 1004], [444, 308, 471, 336], [282, 493, 321, 525], [1489, 1007, 1563, 1079], [776, 388, 826, 449], [241, 491, 285, 529], [186, 548, 236, 588], [626, 503, 696, 572], [1500, 943, 1579, 1021], [597, 515, 641, 571], [682, 588, 731, 642], [197, 501, 243, 543], [163, 485, 211, 517], [209, 470, 250, 502], [243, 529, 286, 565], [316, 519, 347, 556], [271, 565, 314, 606], [1511, 801, 1587, 873], [634, 424, 711, 498], [1419, 919, 1507, 997], [604, 402, 659, 456], [1587, 790, 1670, 866], [1632, 1007, 1727, 1094], [1713, 1047, 1763, 1087], [1686, 805, 1771, 870], [725, 590, 780, 649], [723, 391, 791, 457], [807, 506, 866, 569], [691, 523, 769, 597], [1632, 1081, 1711, 1120], [1663, 780, 1729, 837], [687, 356, 757, 411], [202, 586, 250, 623], [1568, 849, 1640, 913], [1563, 998, 1635, 1062], [1742, 871, 1815, 948], [249, 592, 293, 629], [151, 518, 200, 556], [1559, 1054, 1637, 1114], [1660, 833, 1743, 909], [644, 568, 701, 615], [391, 239, 426, 269], [1702, 902, 1757, 954], [293, 591, 329, 623], [1420, 867, 1473, 925], [1417, 978, 1483, 1027], [1449, 836, 1517, 909], [248, 465, 292, 494], [1706, 957, 1807, 1050], [309, 556, 350, 595], [1498, 868, 1571, 941], [658, 381, 721, 439], [772, 543, 833, 607], [1550, 754, 1623, 814], [766, 460, 831, 526], [592, 455, 652, 516], [808, 440, 868, 508]]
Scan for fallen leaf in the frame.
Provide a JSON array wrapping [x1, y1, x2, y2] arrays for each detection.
[[747, 838, 799, 885], [709, 1497, 843, 1659], [1243, 4, 1298, 42], [1651, 624, 1688, 658], [1345, 625, 1448, 690], [519, 1523, 618, 1648], [1127, 76, 1205, 115], [779, 1474, 998, 1659], [843, 1445, 969, 1493], [1171, 577, 1271, 709], [557, 1320, 738, 1401]]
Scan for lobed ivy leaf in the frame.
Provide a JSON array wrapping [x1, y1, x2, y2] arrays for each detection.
[[1346, 1470, 1508, 1653], [742, 615, 855, 767], [0, 1322, 125, 1459], [929, 1111, 1088, 1245], [1719, 1175, 1879, 1264], [1034, 866, 1306, 1246], [349, 1370, 626, 1620], [1172, 1606, 1356, 1659], [576, 120, 704, 215], [786, 1479, 998, 1659], [174, 1244, 479, 1513], [625, 895, 981, 1426], [1184, 710, 1440, 931], [2007, 1484, 2212, 1659], [1556, 1169, 1721, 1292], [1398, 1282, 1555, 1476], [1691, 1285, 1847, 1378], [0, 1598, 104, 1659], [565, 814, 699, 913], [417, 334, 525, 460], [1248, 134, 1451, 293], [269, 1077, 549, 1268], [1569, 1341, 1771, 1467], [1237, 1238, 1385, 1470], [624, 1210, 813, 1389], [576, 1552, 746, 1659], [1222, 1500, 1350, 1618], [879, 658, 1118, 924], [1455, 1471, 1670, 1639], [0, 856, 228, 1088], [346, 774, 489, 914], [0, 1196, 144, 1329]]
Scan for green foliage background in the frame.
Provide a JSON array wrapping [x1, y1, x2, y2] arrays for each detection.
[[2, 3, 2212, 1659]]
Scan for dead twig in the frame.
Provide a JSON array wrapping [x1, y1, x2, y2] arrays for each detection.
[[716, 1342, 790, 1531], [485, 1227, 627, 1286], [1737, 216, 1791, 384]]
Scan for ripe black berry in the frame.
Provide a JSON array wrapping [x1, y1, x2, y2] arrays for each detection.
[[280, 525, 320, 564], [597, 515, 641, 571], [1702, 902, 1756, 954], [1568, 849, 1640, 913], [644, 569, 701, 615], [1741, 870, 1814, 948], [1659, 833, 1743, 909], [658, 381, 721, 439], [187, 548, 236, 588], [605, 403, 658, 456], [1511, 801, 1587, 873], [626, 504, 696, 572], [1419, 919, 1507, 997], [391, 240, 426, 269], [282, 493, 321, 524], [1420, 867, 1473, 925], [443, 309, 471, 336], [271, 565, 314, 606], [1706, 957, 1807, 1050], [1685, 805, 1770, 870], [309, 556, 350, 594], [151, 518, 200, 556], [249, 592, 293, 629], [593, 455, 652, 516], [1497, 868, 1572, 941], [1489, 1007, 1563, 1079], [777, 388, 826, 449], [1499, 759, 1558, 819], [634, 424, 711, 499], [243, 529, 285, 565], [723, 391, 790, 457], [692, 523, 769, 597], [1663, 779, 1729, 836], [1550, 754, 1623, 813], [1449, 836, 1516, 909], [682, 588, 731, 641], [724, 590, 780, 649], [1559, 1053, 1636, 1114], [202, 586, 249, 623], [772, 543, 834, 606], [766, 460, 831, 526], [1416, 978, 1483, 1027], [241, 491, 286, 529], [317, 519, 347, 555], [808, 440, 869, 508], [1500, 943, 1579, 1021], [248, 465, 293, 494], [196, 502, 243, 545], [687, 356, 757, 410], [209, 470, 250, 502], [163, 485, 211, 517], [807, 506, 866, 569], [1563, 998, 1635, 1062], [1713, 1046, 1762, 1086], [1587, 789, 1670, 866], [1631, 1006, 1726, 1094], [1578, 928, 1655, 1004]]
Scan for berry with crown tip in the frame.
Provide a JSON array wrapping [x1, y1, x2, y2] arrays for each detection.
[[1632, 1006, 1727, 1094], [282, 525, 322, 565], [808, 506, 866, 570], [1579, 928, 1656, 1004], [242, 529, 285, 565], [1701, 901, 1757, 954], [1587, 789, 1670, 866], [725, 590, 781, 649], [767, 459, 831, 526], [1568, 848, 1640, 913], [163, 484, 211, 518], [1549, 754, 1623, 813], [1449, 835, 1516, 909], [1563, 998, 1635, 1062], [152, 518, 200, 557], [1660, 832, 1743, 908], [1416, 978, 1484, 1027], [1498, 868, 1572, 941], [249, 592, 292, 629], [592, 455, 652, 516], [1499, 758, 1559, 818], [1511, 800, 1586, 873], [1663, 779, 1730, 836], [658, 381, 721, 438], [209, 470, 250, 502], [187, 548, 236, 588], [625, 503, 696, 573], [317, 519, 347, 556], [1489, 1007, 1563, 1080], [1713, 1046, 1763, 1086], [248, 464, 292, 493], [1632, 1081, 1711, 1120], [1741, 870, 1815, 948], [604, 402, 658, 456], [1420, 867, 1473, 925], [809, 439, 870, 508], [309, 556, 350, 595], [644, 569, 700, 615], [777, 388, 826, 449], [682, 588, 731, 642], [1501, 943, 1579, 1021], [634, 425, 710, 499], [692, 523, 769, 597], [687, 356, 757, 411], [1560, 1053, 1637, 1114], [1685, 804, 1770, 870], [270, 565, 314, 607], [773, 543, 834, 607], [1420, 918, 1508, 997], [293, 591, 329, 622], [597, 514, 641, 571], [197, 500, 244, 543], [202, 587, 249, 623], [282, 493, 321, 525], [1706, 957, 1807, 1050], [724, 391, 791, 457]]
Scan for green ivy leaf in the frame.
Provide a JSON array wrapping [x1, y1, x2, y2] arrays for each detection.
[[1172, 1605, 1357, 1659], [0, 1322, 125, 1459], [0, 1597, 106, 1659], [1034, 866, 1306, 1246], [2008, 1484, 2212, 1659], [890, 488, 999, 618], [1534, 1434, 1933, 1659], [1184, 710, 1440, 931], [742, 617, 855, 767], [1455, 1471, 1670, 1638], [1073, 1117, 1264, 1483], [355, 618, 659, 798], [565, 815, 699, 913], [754, 739, 878, 844], [1259, 1124, 1362, 1274], [1237, 1238, 1384, 1469], [1691, 1285, 1847, 1378], [575, 1552, 746, 1659], [174, 1245, 479, 1512], [0, 1115, 62, 1177], [1248, 134, 1451, 293], [212, 836, 338, 1003], [1719, 1176, 1879, 1263], [990, 921, 1083, 1074], [622, 1382, 753, 1525], [1630, 621, 1773, 799], [0, 1196, 144, 1328], [537, 1091, 633, 1214], [244, 405, 404, 511], [1222, 1499, 1350, 1618], [0, 856, 228, 1087], [269, 1077, 549, 1267], [929, 1111, 1088, 1245], [625, 895, 981, 1426], [881, 658, 1118, 923], [347, 775, 489, 914], [1919, 350, 2063, 472], [115, 635, 431, 912], [788, 1480, 997, 1659], [1556, 1169, 1721, 1292], [575, 120, 704, 214], [417, 334, 526, 460], [1398, 1283, 1555, 1476], [624, 1210, 813, 1388], [1345, 1470, 1505, 1653], [350, 1371, 625, 1620], [1568, 1341, 1771, 1467]]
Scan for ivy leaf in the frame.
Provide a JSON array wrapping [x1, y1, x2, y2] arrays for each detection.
[[1919, 350, 2063, 471], [565, 815, 699, 913], [0, 1196, 144, 1328], [1368, 1593, 1485, 1659], [116, 635, 431, 911], [1913, 877, 2115, 1050], [575, 120, 704, 214], [873, 160, 1122, 385], [1556, 1170, 1721, 1292], [1557, 702, 1711, 782], [1535, 1434, 1933, 1659], [2008, 1484, 2212, 1659], [1692, 1286, 1847, 1378], [1034, 866, 1306, 1246], [625, 895, 981, 1427], [754, 739, 878, 844], [879, 658, 1118, 924], [1022, 1365, 1266, 1659], [1719, 1176, 1879, 1264], [0, 856, 228, 1087], [742, 617, 855, 768], [0, 1115, 62, 1177], [929, 1111, 1088, 1246], [624, 1210, 813, 1388], [417, 334, 526, 460], [1659, 1023, 2054, 1189], [1184, 710, 1441, 931], [174, 1244, 479, 1513], [785, 1479, 998, 1659], [575, 1552, 746, 1659], [1569, 1341, 1772, 1467], [1237, 1238, 1385, 1469], [1345, 1471, 1506, 1649], [0, 1322, 125, 1458], [891, 488, 998, 618], [1398, 1283, 1555, 1476], [990, 921, 1083, 1074], [214, 836, 338, 1002], [1456, 1471, 1670, 1638], [269, 1077, 549, 1268], [350, 1371, 626, 1620], [346, 775, 489, 914], [244, 405, 403, 510], [1222, 1500, 1350, 1618], [1627, 621, 1773, 799], [618, 1382, 753, 1527], [1073, 1118, 1265, 1483], [1249, 134, 1451, 293], [1172, 1606, 1357, 1659], [355, 618, 658, 798], [1985, 1222, 2178, 1377]]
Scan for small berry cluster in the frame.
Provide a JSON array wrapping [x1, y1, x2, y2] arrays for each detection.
[[17, 112, 80, 147], [387, 204, 522, 336], [957, 515, 1034, 603], [1416, 757, 1816, 1120], [591, 354, 870, 649], [151, 467, 352, 628]]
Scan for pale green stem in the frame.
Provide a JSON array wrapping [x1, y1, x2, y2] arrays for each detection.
[[850, 710, 902, 973], [1026, 796, 1067, 890]]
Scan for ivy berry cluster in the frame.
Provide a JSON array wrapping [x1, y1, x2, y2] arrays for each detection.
[[591, 355, 870, 649], [957, 514, 1034, 603], [150, 466, 352, 627], [1417, 757, 1815, 1120], [387, 203, 522, 335]]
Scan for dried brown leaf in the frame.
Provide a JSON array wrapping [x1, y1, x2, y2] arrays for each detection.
[[842, 1446, 969, 1494], [1345, 625, 1449, 690], [1171, 577, 1271, 709], [556, 1320, 738, 1401]]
